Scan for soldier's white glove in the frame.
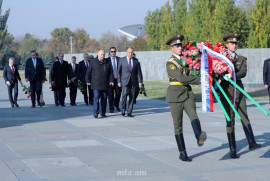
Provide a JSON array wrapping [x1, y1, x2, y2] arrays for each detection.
[[224, 74, 232, 81]]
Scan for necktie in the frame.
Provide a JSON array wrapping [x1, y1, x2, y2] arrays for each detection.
[[33, 59, 36, 69], [86, 61, 89, 69], [112, 58, 117, 78], [73, 64, 75, 73], [11, 66, 15, 74], [60, 61, 63, 65], [129, 58, 132, 71]]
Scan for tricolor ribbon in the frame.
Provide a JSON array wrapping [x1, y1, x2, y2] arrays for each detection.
[[201, 45, 236, 112]]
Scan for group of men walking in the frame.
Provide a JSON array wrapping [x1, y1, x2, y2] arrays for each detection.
[[3, 47, 143, 118]]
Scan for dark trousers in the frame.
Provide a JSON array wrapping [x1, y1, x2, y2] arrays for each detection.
[[54, 91, 59, 105], [134, 87, 140, 102], [121, 81, 136, 114], [221, 93, 251, 133], [93, 90, 107, 115], [30, 79, 41, 106], [83, 84, 93, 105], [268, 87, 270, 104], [69, 84, 77, 104], [57, 87, 66, 105], [7, 81, 18, 106], [108, 79, 122, 110]]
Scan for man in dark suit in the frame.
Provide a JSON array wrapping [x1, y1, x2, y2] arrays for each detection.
[[78, 53, 93, 105], [25, 50, 46, 108], [132, 53, 143, 104], [52, 53, 69, 107], [68, 56, 79, 106], [263, 58, 270, 110], [117, 47, 143, 117], [106, 47, 122, 113], [85, 50, 114, 118], [3, 57, 22, 108], [49, 56, 59, 106]]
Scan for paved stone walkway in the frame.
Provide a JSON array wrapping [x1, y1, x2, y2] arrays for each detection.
[[0, 78, 270, 181]]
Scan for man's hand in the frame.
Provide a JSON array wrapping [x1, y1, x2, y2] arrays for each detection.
[[71, 77, 76, 82], [139, 83, 142, 88], [118, 83, 121, 87], [87, 83, 91, 86], [25, 78, 29, 82], [265, 85, 269, 89], [224, 74, 232, 81], [6, 81, 11, 86], [68, 80, 71, 84], [52, 81, 55, 84], [109, 82, 114, 86]]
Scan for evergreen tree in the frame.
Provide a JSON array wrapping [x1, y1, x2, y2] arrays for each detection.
[[212, 0, 250, 47], [159, 1, 173, 50], [145, 9, 161, 50], [0, 0, 10, 52], [171, 0, 187, 36], [247, 0, 270, 48]]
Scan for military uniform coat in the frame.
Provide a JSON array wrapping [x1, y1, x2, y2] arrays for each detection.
[[219, 54, 251, 132], [166, 55, 200, 135]]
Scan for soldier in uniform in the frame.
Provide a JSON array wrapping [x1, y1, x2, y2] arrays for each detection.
[[166, 35, 207, 162], [220, 33, 261, 159]]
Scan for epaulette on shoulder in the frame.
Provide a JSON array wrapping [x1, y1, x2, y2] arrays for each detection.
[[238, 55, 247, 59], [167, 58, 174, 62]]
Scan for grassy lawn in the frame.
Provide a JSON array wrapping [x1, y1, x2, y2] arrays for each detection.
[[1, 71, 268, 102], [139, 80, 268, 102]]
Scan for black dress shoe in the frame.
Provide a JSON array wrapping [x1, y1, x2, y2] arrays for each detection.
[[55, 103, 59, 107], [109, 109, 114, 113], [86, 103, 89, 106], [11, 104, 14, 108], [127, 113, 134, 117], [89, 102, 93, 105], [121, 110, 125, 116], [94, 114, 98, 118], [31, 105, 35, 108], [116, 107, 121, 112], [14, 103, 19, 107], [61, 104, 65, 107], [101, 114, 107, 118]]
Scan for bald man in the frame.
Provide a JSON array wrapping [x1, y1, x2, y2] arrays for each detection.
[[85, 50, 114, 118]]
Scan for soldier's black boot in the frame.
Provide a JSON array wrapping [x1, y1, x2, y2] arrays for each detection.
[[191, 119, 207, 146], [227, 132, 239, 159], [175, 134, 192, 162], [243, 124, 261, 150]]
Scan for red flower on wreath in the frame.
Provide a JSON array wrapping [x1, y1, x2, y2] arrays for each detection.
[[203, 41, 213, 49], [183, 42, 192, 49], [186, 57, 192, 65]]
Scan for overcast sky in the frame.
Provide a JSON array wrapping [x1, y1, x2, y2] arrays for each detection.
[[2, 0, 167, 40]]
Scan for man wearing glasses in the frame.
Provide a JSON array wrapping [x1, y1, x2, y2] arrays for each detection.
[[106, 47, 122, 113], [166, 35, 207, 162]]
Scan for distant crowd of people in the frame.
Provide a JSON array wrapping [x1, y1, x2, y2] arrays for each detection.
[[3, 47, 143, 118]]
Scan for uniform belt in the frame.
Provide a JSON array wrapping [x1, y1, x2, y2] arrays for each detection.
[[170, 82, 187, 85]]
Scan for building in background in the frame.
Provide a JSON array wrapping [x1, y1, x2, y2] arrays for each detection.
[[118, 24, 146, 41]]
